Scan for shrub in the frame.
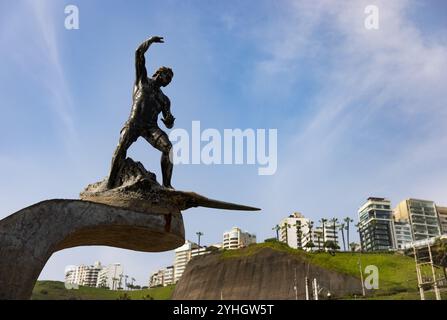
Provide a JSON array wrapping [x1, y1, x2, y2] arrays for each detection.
[[117, 293, 132, 300]]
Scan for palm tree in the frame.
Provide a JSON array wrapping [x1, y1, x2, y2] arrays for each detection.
[[111, 277, 119, 290], [305, 221, 315, 251], [339, 223, 346, 251], [118, 274, 124, 290], [98, 277, 107, 289], [319, 218, 327, 246], [131, 277, 136, 290], [344, 217, 354, 249], [196, 231, 204, 247], [125, 275, 129, 290], [330, 218, 338, 251], [355, 222, 364, 252], [293, 221, 302, 248], [325, 240, 339, 253], [272, 225, 280, 240], [281, 223, 291, 245], [315, 230, 322, 251], [304, 240, 315, 251]]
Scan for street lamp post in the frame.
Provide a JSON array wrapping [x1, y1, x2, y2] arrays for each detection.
[[358, 259, 366, 296], [196, 231, 204, 247]]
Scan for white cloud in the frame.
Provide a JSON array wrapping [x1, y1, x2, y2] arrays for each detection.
[[248, 0, 447, 224], [0, 1, 79, 155]]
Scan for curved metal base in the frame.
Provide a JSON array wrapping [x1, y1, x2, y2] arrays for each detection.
[[0, 199, 184, 300]]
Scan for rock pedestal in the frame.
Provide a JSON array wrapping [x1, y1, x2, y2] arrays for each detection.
[[80, 158, 260, 213]]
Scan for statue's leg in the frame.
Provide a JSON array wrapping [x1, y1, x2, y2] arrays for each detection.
[[143, 128, 173, 189], [161, 146, 174, 189], [107, 126, 137, 189]]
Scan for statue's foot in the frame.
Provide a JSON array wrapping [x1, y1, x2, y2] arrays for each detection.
[[164, 184, 175, 190]]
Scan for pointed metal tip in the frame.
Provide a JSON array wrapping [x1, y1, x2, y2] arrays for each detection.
[[198, 198, 261, 211], [168, 190, 261, 212]]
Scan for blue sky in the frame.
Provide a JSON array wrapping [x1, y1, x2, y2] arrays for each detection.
[[1, 0, 447, 285]]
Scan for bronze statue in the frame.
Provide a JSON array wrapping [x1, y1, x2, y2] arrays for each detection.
[[107, 36, 175, 189], [81, 35, 261, 212]]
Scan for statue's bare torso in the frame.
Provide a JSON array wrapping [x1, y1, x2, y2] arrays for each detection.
[[129, 79, 171, 129]]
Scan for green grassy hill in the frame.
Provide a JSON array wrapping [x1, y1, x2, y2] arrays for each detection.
[[221, 241, 444, 299], [32, 281, 174, 300], [33, 242, 444, 300]]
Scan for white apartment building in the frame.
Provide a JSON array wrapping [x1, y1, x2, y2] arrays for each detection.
[[191, 245, 221, 258], [149, 265, 174, 288], [173, 241, 199, 283], [163, 265, 174, 285], [299, 220, 313, 250], [313, 223, 339, 251], [68, 265, 86, 286], [84, 261, 102, 287], [295, 218, 340, 252], [300, 223, 339, 251], [152, 243, 219, 286], [191, 246, 213, 258], [149, 270, 164, 288], [96, 263, 123, 290], [64, 266, 76, 285], [278, 212, 309, 249], [222, 227, 256, 250], [64, 262, 102, 287]]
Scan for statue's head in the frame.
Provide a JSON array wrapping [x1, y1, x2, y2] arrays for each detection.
[[153, 66, 173, 87]]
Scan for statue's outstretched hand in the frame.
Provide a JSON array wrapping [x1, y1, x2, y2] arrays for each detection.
[[162, 114, 175, 129], [150, 36, 164, 43]]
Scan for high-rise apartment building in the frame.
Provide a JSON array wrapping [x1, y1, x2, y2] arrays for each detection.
[[394, 199, 441, 241], [358, 197, 395, 251]]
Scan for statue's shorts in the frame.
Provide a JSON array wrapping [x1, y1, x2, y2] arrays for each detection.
[[119, 122, 172, 154]]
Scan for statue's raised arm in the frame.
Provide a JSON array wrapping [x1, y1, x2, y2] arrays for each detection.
[[135, 36, 164, 85]]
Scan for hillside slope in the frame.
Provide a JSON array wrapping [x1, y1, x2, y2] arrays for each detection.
[[32, 281, 174, 300], [172, 242, 419, 300]]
